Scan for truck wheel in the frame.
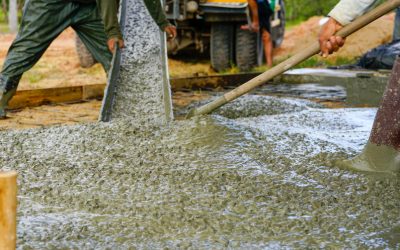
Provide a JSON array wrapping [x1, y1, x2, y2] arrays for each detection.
[[75, 35, 97, 68], [235, 25, 258, 71], [210, 23, 234, 72]]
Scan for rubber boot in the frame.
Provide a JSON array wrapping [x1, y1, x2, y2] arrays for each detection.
[[339, 58, 400, 173], [0, 75, 20, 119]]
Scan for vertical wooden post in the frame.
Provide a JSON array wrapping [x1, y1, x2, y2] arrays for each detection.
[[8, 0, 18, 33], [0, 171, 17, 250]]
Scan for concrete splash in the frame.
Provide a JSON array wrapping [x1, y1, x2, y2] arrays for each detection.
[[0, 96, 399, 249]]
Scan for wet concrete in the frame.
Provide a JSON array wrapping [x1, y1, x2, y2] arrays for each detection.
[[276, 68, 389, 107], [256, 83, 346, 101], [110, 0, 173, 123], [1, 95, 399, 249]]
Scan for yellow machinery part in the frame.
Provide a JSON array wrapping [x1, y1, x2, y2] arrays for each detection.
[[205, 0, 247, 4]]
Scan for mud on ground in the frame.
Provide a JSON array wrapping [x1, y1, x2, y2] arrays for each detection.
[[0, 28, 106, 90]]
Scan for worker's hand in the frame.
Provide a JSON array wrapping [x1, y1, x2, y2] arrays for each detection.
[[318, 17, 345, 57], [240, 22, 259, 32], [164, 25, 177, 40], [107, 38, 125, 53]]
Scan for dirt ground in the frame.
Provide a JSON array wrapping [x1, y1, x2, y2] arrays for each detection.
[[274, 14, 395, 62], [0, 100, 101, 130], [0, 14, 395, 129], [0, 14, 395, 87], [0, 28, 106, 90]]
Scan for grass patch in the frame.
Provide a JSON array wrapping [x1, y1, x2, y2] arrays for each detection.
[[219, 63, 241, 75], [294, 55, 357, 68], [294, 56, 326, 68], [250, 55, 357, 73], [24, 71, 45, 84]]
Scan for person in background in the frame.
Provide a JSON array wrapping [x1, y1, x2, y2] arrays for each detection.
[[0, 0, 177, 119], [319, 0, 400, 172], [242, 0, 275, 67]]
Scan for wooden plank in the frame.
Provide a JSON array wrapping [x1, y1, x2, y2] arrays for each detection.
[[8, 85, 105, 109], [5, 74, 262, 110], [82, 84, 106, 100], [0, 171, 17, 250]]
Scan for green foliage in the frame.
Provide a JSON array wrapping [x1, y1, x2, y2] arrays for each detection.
[[1, 0, 25, 22], [0, 21, 9, 32], [284, 0, 386, 22], [284, 0, 338, 21], [293, 55, 357, 68], [251, 55, 357, 72]]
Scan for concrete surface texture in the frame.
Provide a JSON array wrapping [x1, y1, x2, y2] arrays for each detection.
[[0, 96, 399, 249]]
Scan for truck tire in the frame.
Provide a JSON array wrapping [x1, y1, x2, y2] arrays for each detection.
[[75, 35, 97, 68], [210, 23, 234, 72], [235, 25, 258, 71]]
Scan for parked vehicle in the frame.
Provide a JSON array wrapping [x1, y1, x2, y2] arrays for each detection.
[[75, 0, 286, 72], [165, 0, 285, 71]]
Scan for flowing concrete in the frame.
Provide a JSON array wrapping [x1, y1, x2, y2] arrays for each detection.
[[108, 0, 173, 123]]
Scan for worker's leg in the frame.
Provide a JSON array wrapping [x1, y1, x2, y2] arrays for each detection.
[[0, 75, 20, 117], [257, 0, 273, 67], [71, 3, 112, 72], [241, 0, 260, 31], [261, 29, 273, 67], [0, 0, 77, 117], [339, 57, 400, 172]]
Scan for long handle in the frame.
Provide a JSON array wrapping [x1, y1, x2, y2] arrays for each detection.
[[188, 0, 400, 117]]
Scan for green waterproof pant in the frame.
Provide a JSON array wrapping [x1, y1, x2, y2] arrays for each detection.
[[0, 0, 112, 96]]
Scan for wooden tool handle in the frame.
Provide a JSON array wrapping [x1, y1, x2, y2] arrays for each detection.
[[188, 0, 400, 117]]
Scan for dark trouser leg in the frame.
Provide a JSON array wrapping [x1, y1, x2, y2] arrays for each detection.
[[71, 3, 112, 72], [340, 58, 400, 172], [0, 0, 78, 116]]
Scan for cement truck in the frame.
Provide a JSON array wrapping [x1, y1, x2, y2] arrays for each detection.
[[165, 0, 285, 71], [76, 0, 285, 72]]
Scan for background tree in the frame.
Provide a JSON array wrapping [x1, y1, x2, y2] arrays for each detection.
[[284, 0, 385, 22], [1, 0, 24, 23]]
